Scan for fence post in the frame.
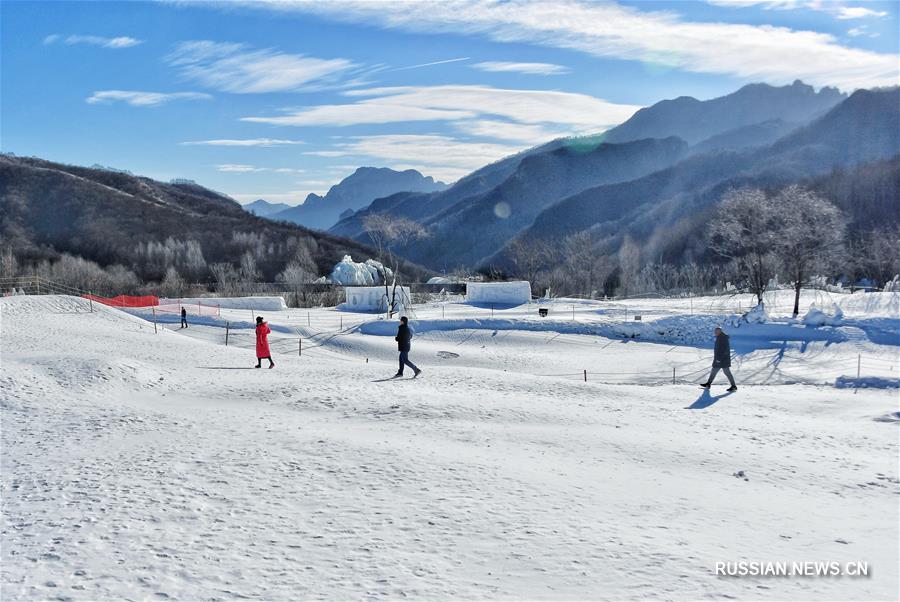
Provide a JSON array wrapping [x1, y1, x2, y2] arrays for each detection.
[[252, 309, 255, 322], [226, 322, 230, 346], [152, 307, 158, 334], [308, 312, 311, 327], [572, 305, 575, 321], [583, 369, 587, 382], [689, 294, 693, 315], [340, 315, 343, 330], [88, 292, 94, 313], [673, 367, 676, 385], [299, 337, 302, 357]]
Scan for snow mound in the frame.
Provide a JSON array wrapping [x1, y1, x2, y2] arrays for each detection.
[[327, 255, 392, 286], [803, 303, 843, 326], [742, 302, 769, 324]]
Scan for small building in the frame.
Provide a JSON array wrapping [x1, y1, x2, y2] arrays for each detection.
[[466, 281, 532, 306], [343, 286, 411, 312]]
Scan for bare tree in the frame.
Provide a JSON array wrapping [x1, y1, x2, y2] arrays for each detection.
[[505, 237, 551, 295], [362, 214, 428, 316], [708, 188, 781, 305], [616, 235, 641, 297], [555, 231, 613, 298], [775, 186, 846, 316]]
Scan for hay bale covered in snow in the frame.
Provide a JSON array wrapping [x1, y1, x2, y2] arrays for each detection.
[[466, 281, 531, 305]]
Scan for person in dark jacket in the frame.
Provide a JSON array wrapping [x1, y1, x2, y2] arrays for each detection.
[[700, 327, 737, 391], [394, 316, 421, 378], [180, 307, 188, 329]]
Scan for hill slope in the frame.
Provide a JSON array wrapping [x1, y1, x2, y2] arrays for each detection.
[[0, 155, 391, 281]]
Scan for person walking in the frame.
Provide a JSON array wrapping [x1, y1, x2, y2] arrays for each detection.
[[180, 307, 188, 329], [393, 316, 421, 378], [255, 316, 275, 369], [700, 326, 737, 391]]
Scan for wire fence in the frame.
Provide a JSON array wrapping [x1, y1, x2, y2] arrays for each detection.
[[3, 276, 896, 388]]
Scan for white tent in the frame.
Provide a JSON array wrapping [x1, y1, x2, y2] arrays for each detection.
[[466, 281, 531, 305], [344, 286, 411, 312]]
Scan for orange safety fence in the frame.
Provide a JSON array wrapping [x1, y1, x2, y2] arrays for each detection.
[[83, 293, 159, 307]]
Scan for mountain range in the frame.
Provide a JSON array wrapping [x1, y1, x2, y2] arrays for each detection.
[[263, 167, 447, 230], [328, 81, 896, 272], [243, 199, 292, 218]]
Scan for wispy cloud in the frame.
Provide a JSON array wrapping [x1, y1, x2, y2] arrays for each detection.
[[242, 84, 640, 145], [166, 40, 358, 93], [836, 6, 887, 20], [388, 57, 470, 71], [235, 0, 898, 89], [301, 134, 526, 183], [847, 25, 879, 38], [182, 138, 304, 146], [44, 34, 143, 48], [86, 90, 212, 107], [472, 61, 570, 75], [709, 0, 888, 19], [216, 164, 305, 173]]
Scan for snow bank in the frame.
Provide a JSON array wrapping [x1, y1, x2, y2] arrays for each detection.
[[342, 286, 410, 312], [802, 303, 844, 326], [466, 281, 531, 305], [326, 255, 392, 286], [835, 376, 900, 389], [159, 296, 287, 311]]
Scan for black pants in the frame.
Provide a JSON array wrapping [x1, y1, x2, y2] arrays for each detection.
[[398, 351, 418, 375], [181, 318, 187, 328]]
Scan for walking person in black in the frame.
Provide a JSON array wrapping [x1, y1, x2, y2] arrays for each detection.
[[700, 327, 737, 391], [180, 307, 188, 329], [393, 316, 421, 378]]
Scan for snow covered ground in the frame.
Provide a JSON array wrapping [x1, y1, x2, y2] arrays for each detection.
[[2, 292, 898, 600]]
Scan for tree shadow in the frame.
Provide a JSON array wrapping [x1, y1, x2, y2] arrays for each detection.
[[686, 389, 733, 409]]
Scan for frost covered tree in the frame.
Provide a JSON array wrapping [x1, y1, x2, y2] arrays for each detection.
[[708, 188, 782, 305], [616, 235, 641, 297], [774, 186, 846, 317], [0, 248, 18, 280], [363, 214, 427, 316], [160, 266, 187, 298]]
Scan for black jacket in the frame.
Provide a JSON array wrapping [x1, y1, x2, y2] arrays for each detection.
[[713, 333, 731, 368], [395, 323, 412, 352]]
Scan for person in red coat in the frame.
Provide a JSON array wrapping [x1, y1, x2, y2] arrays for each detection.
[[255, 316, 275, 369]]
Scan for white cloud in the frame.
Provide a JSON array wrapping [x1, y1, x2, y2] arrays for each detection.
[[235, 0, 899, 90], [166, 40, 357, 93], [453, 119, 571, 144], [846, 25, 881, 38], [216, 164, 305, 173], [86, 90, 212, 106], [473, 61, 570, 75], [836, 6, 888, 20], [181, 138, 304, 146], [305, 134, 525, 183], [709, 1, 888, 20], [44, 34, 143, 48], [243, 84, 640, 144]]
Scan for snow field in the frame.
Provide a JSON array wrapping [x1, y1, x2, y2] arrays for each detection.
[[1, 294, 898, 600]]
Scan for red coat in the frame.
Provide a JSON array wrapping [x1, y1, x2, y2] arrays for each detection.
[[255, 322, 271, 358]]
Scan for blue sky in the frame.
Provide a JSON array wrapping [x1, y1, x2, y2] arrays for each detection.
[[2, 0, 897, 205]]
